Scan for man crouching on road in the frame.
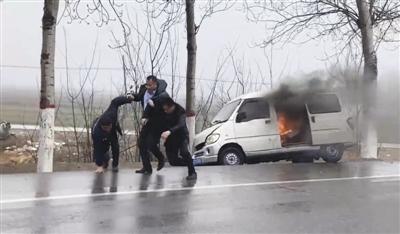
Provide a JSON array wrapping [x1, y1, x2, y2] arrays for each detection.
[[91, 94, 135, 173], [161, 98, 197, 180]]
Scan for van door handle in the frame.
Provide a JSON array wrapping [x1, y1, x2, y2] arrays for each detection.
[[311, 116, 315, 123], [265, 119, 271, 124]]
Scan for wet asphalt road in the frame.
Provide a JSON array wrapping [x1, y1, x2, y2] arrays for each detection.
[[1, 161, 400, 234]]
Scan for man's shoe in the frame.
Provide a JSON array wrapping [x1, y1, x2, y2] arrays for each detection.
[[186, 172, 197, 180], [112, 166, 119, 173], [157, 160, 165, 171], [95, 166, 105, 174], [135, 168, 152, 174]]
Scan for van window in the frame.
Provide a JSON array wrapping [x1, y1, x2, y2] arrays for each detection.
[[237, 99, 270, 122], [307, 94, 341, 114], [212, 99, 241, 124]]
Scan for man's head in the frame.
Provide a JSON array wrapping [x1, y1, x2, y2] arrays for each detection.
[[145, 75, 158, 94], [100, 116, 113, 133], [162, 97, 176, 114]]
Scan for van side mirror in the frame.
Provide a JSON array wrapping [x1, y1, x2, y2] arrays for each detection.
[[236, 112, 247, 123]]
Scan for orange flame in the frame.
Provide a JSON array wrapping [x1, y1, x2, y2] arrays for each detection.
[[277, 112, 295, 145]]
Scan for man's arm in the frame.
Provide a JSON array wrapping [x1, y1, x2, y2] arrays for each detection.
[[131, 85, 146, 102], [115, 122, 123, 136], [169, 114, 186, 134], [151, 90, 170, 104], [161, 112, 186, 140], [110, 95, 134, 108], [110, 135, 120, 164], [153, 91, 169, 102]]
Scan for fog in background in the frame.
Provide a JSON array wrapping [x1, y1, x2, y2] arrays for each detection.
[[1, 1, 399, 143]]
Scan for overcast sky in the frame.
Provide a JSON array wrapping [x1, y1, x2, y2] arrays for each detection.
[[1, 1, 399, 99]]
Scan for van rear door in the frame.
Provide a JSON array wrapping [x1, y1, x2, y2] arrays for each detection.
[[306, 93, 353, 145], [234, 98, 281, 154]]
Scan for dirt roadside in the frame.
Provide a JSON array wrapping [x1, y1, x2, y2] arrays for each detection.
[[1, 132, 399, 174], [0, 131, 140, 174], [1, 147, 398, 174]]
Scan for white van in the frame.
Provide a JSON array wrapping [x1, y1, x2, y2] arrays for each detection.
[[192, 89, 354, 165]]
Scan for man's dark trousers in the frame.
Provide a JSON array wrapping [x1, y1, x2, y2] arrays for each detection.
[[165, 136, 195, 175], [164, 136, 186, 166], [138, 124, 164, 172], [93, 132, 119, 168]]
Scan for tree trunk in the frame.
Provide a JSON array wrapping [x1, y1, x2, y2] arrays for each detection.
[[356, 0, 378, 159], [185, 0, 197, 152], [37, 0, 59, 172]]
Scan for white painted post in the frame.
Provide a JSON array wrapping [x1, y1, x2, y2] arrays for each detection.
[[186, 115, 196, 152], [37, 109, 55, 172], [37, 0, 59, 172], [360, 114, 378, 159]]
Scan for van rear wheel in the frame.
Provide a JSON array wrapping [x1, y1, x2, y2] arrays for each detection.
[[320, 144, 344, 163], [219, 147, 244, 166]]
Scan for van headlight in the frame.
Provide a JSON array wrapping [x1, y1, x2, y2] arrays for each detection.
[[205, 133, 220, 145]]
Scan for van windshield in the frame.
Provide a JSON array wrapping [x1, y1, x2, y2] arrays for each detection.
[[211, 100, 241, 125]]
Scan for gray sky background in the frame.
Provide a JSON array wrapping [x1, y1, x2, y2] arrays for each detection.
[[1, 0, 399, 99]]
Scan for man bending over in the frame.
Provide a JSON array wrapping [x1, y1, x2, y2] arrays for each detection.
[[92, 95, 134, 173], [161, 98, 197, 180]]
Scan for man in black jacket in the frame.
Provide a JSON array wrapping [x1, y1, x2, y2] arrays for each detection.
[[161, 98, 197, 180], [92, 95, 134, 173], [129, 75, 169, 174]]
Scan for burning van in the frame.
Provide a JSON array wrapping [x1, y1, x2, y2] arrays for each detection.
[[192, 88, 355, 165]]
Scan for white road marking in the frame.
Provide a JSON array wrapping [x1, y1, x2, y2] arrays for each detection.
[[371, 177, 400, 183], [379, 143, 400, 149], [1, 174, 399, 205]]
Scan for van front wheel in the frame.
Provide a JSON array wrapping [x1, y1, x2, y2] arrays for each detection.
[[320, 144, 344, 163], [219, 147, 244, 166]]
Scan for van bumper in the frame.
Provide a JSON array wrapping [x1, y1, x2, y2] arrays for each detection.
[[344, 142, 356, 148], [192, 144, 219, 165]]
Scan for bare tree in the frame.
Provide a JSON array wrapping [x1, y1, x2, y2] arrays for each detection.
[[124, 0, 236, 150], [169, 28, 182, 99], [356, 0, 379, 158], [75, 50, 100, 163], [64, 29, 80, 162], [183, 0, 236, 149], [106, 3, 181, 161], [245, 0, 400, 158], [185, 0, 197, 150], [256, 44, 289, 89], [196, 47, 272, 131], [197, 51, 232, 130], [81, 72, 100, 162], [61, 0, 236, 153], [37, 0, 60, 172]]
